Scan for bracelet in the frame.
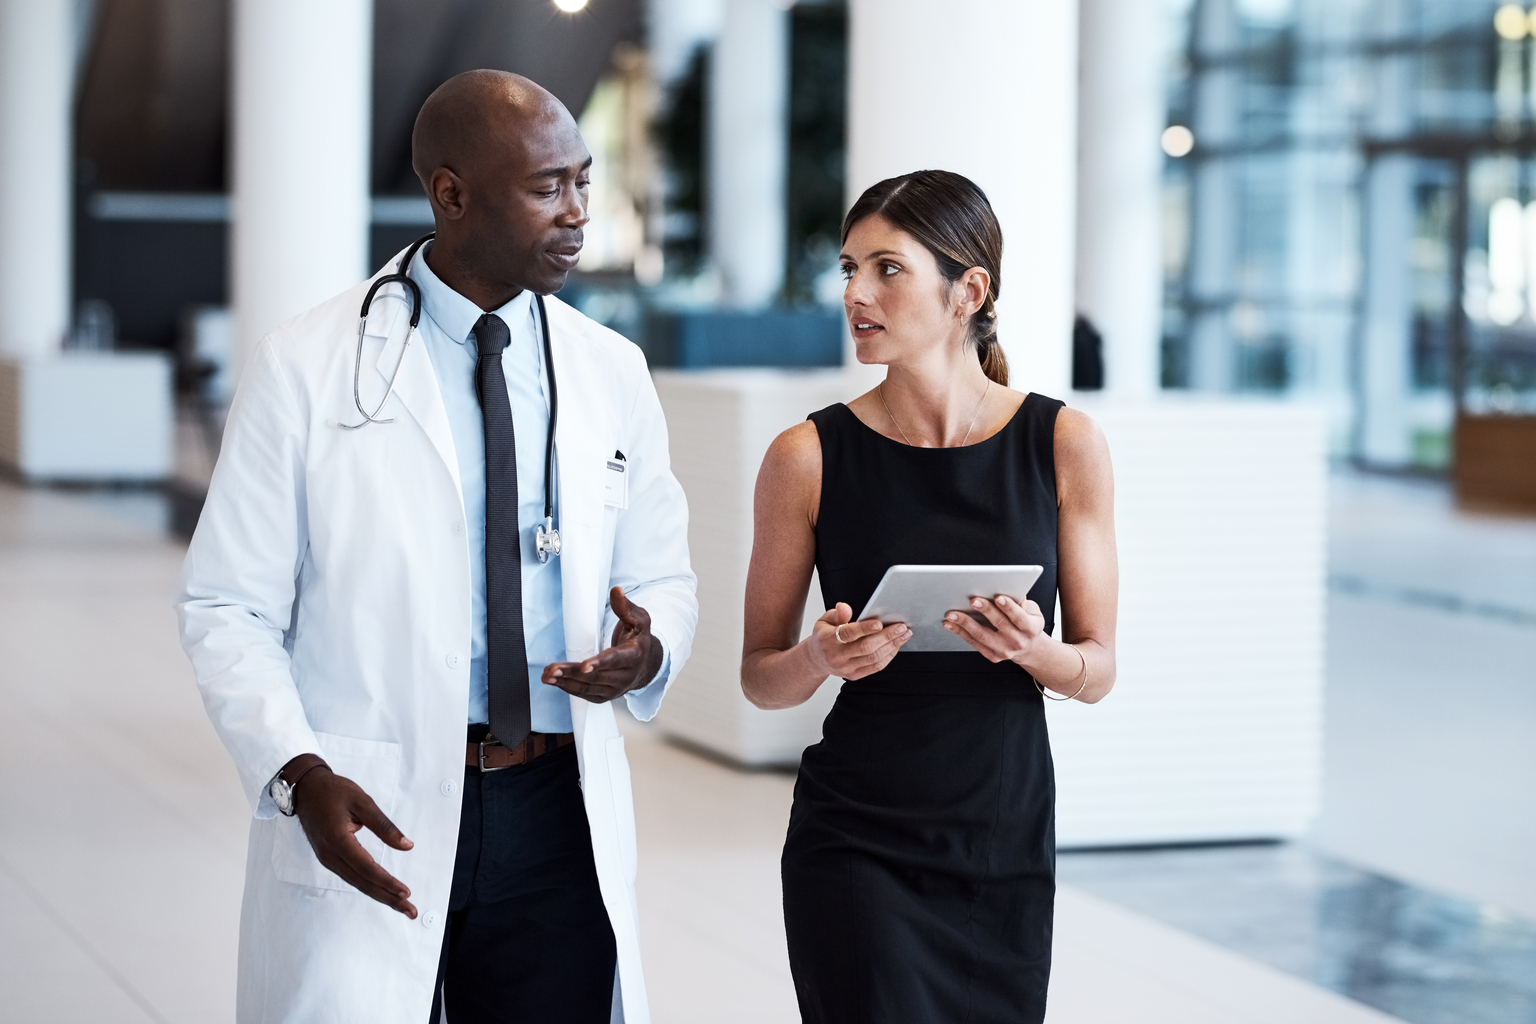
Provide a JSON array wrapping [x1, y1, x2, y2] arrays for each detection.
[[1036, 644, 1088, 702]]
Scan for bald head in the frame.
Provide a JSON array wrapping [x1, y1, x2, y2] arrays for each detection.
[[411, 70, 573, 187], [409, 70, 592, 303]]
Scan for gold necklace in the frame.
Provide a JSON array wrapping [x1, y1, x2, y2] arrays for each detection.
[[879, 380, 991, 448], [878, 383, 915, 445]]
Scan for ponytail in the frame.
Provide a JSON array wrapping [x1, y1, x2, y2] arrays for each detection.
[[978, 338, 1009, 386], [973, 292, 1008, 386]]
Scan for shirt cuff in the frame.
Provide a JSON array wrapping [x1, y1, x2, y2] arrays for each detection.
[[255, 770, 281, 820], [624, 636, 673, 722]]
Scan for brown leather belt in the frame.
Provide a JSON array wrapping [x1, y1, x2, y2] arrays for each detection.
[[466, 732, 575, 772]]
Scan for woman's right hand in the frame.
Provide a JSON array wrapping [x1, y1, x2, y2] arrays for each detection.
[[805, 602, 912, 681]]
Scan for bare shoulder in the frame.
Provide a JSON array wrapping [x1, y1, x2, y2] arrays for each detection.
[[757, 420, 823, 524], [1053, 406, 1113, 505], [1053, 405, 1108, 456], [761, 420, 823, 485]]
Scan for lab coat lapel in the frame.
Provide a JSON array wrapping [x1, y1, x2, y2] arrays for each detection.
[[546, 301, 648, 1020], [551, 302, 606, 665], [367, 303, 462, 498]]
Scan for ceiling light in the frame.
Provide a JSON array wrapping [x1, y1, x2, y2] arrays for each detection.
[[554, 0, 588, 12], [1494, 4, 1527, 40], [1161, 125, 1195, 158]]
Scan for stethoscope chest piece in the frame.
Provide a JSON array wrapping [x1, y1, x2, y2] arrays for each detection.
[[536, 517, 562, 563]]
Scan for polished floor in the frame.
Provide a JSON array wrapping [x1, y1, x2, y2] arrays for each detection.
[[1, 470, 1529, 1022], [1059, 844, 1536, 1024]]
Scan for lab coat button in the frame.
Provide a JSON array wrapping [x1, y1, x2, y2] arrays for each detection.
[[451, 521, 463, 536], [423, 911, 439, 928], [446, 653, 463, 669], [440, 779, 457, 796]]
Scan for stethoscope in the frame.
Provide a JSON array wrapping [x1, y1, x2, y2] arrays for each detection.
[[343, 231, 563, 562]]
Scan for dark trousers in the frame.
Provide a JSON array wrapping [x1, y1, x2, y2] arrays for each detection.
[[429, 742, 617, 1023]]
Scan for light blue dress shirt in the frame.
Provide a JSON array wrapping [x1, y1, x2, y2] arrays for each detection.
[[408, 247, 572, 732]]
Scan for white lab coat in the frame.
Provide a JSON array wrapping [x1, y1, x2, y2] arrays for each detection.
[[176, 252, 697, 1024]]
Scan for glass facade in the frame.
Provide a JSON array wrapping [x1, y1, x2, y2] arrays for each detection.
[[1164, 0, 1536, 465]]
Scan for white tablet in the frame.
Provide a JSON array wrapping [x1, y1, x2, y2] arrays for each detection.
[[855, 564, 1045, 653]]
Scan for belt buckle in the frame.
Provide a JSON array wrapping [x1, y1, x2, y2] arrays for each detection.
[[477, 738, 512, 772]]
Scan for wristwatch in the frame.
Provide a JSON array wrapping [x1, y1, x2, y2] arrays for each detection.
[[270, 775, 298, 816], [269, 759, 328, 817]]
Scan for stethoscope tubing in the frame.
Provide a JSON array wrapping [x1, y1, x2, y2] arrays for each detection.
[[341, 232, 432, 430], [344, 231, 562, 554], [533, 292, 559, 525]]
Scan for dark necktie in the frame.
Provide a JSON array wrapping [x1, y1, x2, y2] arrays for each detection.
[[472, 313, 531, 747]]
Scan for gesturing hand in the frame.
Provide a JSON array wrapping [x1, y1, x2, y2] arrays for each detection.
[[941, 593, 1047, 664], [807, 602, 911, 681], [542, 586, 664, 703], [287, 758, 417, 918]]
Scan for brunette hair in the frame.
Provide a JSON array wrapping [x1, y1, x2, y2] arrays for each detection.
[[841, 170, 1007, 385]]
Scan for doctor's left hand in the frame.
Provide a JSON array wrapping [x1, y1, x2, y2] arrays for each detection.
[[286, 759, 419, 919], [541, 586, 664, 703]]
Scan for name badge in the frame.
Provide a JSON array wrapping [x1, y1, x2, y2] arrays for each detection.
[[603, 459, 628, 509]]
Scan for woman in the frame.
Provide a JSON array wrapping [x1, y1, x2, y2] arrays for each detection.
[[740, 170, 1118, 1023]]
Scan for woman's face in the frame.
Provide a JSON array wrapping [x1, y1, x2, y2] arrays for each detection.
[[840, 214, 966, 367]]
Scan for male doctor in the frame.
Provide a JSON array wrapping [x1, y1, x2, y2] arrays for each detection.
[[176, 71, 696, 1023]]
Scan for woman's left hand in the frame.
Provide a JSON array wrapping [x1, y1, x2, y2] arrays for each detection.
[[942, 595, 1047, 665]]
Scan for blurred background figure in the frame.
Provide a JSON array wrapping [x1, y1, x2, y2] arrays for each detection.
[[0, 1, 1532, 1023]]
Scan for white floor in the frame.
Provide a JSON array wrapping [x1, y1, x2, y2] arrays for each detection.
[[1315, 473, 1536, 919], [5, 474, 1509, 1022], [0, 485, 246, 1023]]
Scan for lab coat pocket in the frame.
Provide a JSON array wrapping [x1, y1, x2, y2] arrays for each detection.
[[271, 731, 403, 892], [605, 736, 639, 884]]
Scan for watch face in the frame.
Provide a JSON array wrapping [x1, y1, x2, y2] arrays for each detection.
[[270, 778, 294, 815]]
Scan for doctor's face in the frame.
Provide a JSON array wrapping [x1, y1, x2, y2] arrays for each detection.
[[453, 108, 593, 296]]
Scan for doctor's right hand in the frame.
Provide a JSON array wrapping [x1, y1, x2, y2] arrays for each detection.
[[807, 602, 911, 681], [285, 757, 418, 919]]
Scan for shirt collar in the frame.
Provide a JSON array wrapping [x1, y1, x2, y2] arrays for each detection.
[[408, 243, 535, 348]]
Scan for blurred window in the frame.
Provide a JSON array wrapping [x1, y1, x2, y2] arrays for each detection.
[[1165, 0, 1536, 461]]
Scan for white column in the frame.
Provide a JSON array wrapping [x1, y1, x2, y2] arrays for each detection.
[[231, 0, 372, 382], [1359, 157, 1414, 465], [707, 0, 789, 309], [0, 0, 73, 358], [647, 0, 725, 87], [1358, 0, 1415, 466], [1187, 0, 1239, 392], [1076, 0, 1166, 397], [846, 0, 1079, 396]]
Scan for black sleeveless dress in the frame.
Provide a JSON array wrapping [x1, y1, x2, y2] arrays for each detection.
[[782, 395, 1064, 1024]]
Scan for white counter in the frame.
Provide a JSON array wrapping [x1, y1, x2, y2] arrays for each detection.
[[1049, 395, 1327, 846], [653, 370, 1327, 846], [0, 353, 174, 482], [653, 370, 855, 766]]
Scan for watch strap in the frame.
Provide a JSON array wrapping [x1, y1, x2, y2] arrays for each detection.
[[275, 758, 329, 816]]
